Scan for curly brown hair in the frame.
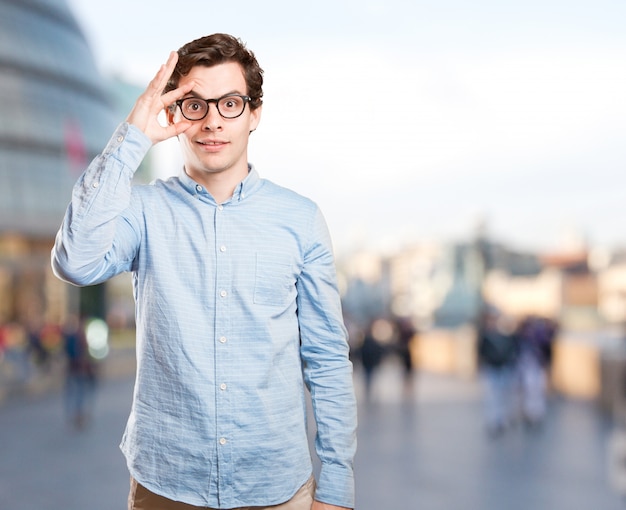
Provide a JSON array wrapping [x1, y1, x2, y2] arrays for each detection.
[[164, 33, 264, 110]]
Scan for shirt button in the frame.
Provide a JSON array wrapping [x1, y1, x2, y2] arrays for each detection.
[[220, 290, 227, 298], [220, 245, 226, 252], [117, 135, 124, 142], [219, 437, 227, 445], [218, 205, 224, 211], [196, 185, 202, 192], [92, 182, 99, 188], [220, 383, 227, 391], [219, 336, 227, 344]]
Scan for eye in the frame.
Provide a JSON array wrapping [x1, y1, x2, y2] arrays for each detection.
[[219, 96, 242, 112], [183, 98, 205, 113]]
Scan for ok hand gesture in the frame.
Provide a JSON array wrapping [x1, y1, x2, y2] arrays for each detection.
[[126, 51, 193, 144]]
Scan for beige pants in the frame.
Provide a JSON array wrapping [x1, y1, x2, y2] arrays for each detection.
[[128, 475, 316, 510]]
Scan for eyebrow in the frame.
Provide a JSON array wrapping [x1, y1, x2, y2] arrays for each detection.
[[184, 90, 245, 99]]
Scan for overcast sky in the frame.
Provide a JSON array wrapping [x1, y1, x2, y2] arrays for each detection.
[[67, 0, 626, 255]]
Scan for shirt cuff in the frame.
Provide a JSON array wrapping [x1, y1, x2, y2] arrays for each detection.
[[316, 463, 355, 509]]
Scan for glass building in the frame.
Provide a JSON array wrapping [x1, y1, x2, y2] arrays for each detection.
[[0, 0, 117, 327]]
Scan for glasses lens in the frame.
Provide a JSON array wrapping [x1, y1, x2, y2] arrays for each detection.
[[180, 98, 207, 120], [217, 96, 246, 118]]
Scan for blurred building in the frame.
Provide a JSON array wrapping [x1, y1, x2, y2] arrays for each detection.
[[338, 237, 626, 397], [0, 0, 116, 326], [339, 237, 544, 330]]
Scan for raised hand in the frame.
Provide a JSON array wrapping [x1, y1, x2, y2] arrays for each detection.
[[126, 51, 194, 144]]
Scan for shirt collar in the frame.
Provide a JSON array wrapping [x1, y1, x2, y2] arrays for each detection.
[[178, 164, 261, 204], [234, 164, 260, 202]]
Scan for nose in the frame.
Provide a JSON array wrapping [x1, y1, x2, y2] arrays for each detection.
[[202, 103, 223, 131]]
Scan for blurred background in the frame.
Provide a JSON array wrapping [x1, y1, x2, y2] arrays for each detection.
[[1, 0, 626, 508]]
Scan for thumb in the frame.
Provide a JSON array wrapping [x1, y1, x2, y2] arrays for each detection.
[[158, 119, 193, 142]]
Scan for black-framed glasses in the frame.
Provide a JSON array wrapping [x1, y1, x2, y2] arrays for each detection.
[[175, 94, 251, 121]]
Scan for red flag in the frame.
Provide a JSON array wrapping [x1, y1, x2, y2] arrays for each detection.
[[64, 118, 87, 177]]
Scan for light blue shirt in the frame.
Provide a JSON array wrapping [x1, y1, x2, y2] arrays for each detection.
[[52, 123, 357, 508]]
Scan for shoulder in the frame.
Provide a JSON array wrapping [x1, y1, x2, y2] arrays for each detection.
[[258, 178, 319, 214], [260, 178, 314, 201], [130, 176, 185, 199]]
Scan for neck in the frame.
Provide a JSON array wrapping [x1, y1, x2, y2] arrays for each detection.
[[186, 165, 248, 204]]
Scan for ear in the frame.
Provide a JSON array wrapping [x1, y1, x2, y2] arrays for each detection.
[[165, 106, 176, 126], [249, 105, 262, 133]]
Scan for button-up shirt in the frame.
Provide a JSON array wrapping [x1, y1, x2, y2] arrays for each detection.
[[52, 123, 357, 508]]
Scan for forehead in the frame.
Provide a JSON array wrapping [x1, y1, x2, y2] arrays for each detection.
[[178, 62, 247, 96]]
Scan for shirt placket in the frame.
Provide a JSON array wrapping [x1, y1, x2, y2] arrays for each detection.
[[214, 203, 234, 504]]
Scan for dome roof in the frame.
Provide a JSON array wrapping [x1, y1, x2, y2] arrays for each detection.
[[0, 0, 117, 236]]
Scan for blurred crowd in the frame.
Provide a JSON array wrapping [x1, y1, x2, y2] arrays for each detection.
[[347, 306, 559, 438], [0, 316, 100, 428], [476, 306, 558, 437], [347, 315, 418, 402], [0, 318, 63, 382]]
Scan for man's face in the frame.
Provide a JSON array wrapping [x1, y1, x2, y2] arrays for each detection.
[[171, 62, 261, 185]]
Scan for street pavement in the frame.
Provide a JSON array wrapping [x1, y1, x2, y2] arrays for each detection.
[[0, 356, 625, 510]]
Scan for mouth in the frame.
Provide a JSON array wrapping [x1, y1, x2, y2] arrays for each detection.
[[196, 139, 228, 151]]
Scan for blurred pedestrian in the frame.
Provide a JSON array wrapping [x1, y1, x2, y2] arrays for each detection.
[[394, 316, 417, 398], [62, 315, 97, 429], [477, 307, 520, 437], [51, 33, 356, 510], [515, 316, 557, 428], [0, 322, 31, 382], [359, 320, 386, 401], [25, 318, 50, 371]]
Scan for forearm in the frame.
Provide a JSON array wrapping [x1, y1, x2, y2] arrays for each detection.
[[51, 123, 151, 285], [309, 359, 357, 509], [299, 211, 357, 508]]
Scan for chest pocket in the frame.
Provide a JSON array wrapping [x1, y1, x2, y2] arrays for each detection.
[[253, 253, 295, 306]]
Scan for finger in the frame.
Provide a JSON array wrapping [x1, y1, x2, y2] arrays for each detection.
[[160, 80, 196, 109], [156, 51, 178, 91], [160, 119, 193, 141], [145, 51, 178, 98], [171, 119, 193, 136]]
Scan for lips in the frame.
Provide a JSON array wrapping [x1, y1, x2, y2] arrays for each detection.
[[196, 139, 228, 152], [197, 140, 226, 145]]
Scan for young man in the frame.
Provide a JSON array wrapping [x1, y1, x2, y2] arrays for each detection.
[[52, 34, 357, 510]]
